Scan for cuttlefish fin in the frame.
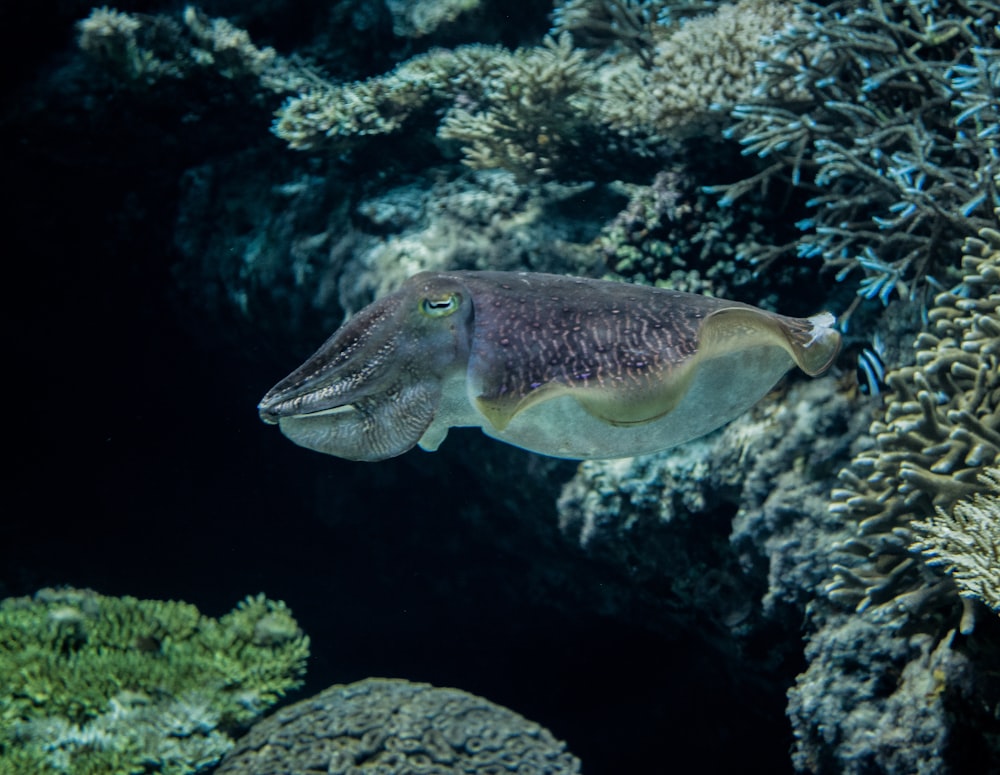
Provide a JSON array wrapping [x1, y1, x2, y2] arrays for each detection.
[[697, 307, 840, 376]]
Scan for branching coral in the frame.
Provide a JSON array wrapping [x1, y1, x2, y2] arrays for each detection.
[[437, 34, 599, 178], [78, 5, 319, 95], [0, 587, 309, 774], [215, 677, 581, 774], [827, 228, 1000, 633], [274, 0, 800, 176], [911, 466, 1000, 613], [709, 0, 1000, 307], [276, 34, 599, 179], [596, 0, 801, 144], [550, 0, 661, 57]]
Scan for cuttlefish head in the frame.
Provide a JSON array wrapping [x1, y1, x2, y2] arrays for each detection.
[[258, 273, 472, 461]]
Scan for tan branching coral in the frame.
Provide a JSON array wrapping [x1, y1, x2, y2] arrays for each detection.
[[438, 34, 597, 178], [78, 5, 315, 94], [911, 467, 1000, 613], [828, 228, 1000, 633], [597, 0, 801, 143]]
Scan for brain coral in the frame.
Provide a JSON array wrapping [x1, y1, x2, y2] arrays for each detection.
[[827, 228, 1000, 633], [215, 677, 581, 774]]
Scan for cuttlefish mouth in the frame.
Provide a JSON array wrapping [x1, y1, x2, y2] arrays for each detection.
[[257, 389, 359, 425]]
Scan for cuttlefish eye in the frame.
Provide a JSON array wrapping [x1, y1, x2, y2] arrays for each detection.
[[420, 293, 461, 318]]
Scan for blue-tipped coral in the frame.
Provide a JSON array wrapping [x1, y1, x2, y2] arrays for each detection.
[[710, 0, 1000, 309]]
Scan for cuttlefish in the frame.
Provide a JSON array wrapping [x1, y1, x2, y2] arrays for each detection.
[[258, 271, 841, 461]]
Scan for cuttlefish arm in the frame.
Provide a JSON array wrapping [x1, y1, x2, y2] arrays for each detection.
[[258, 270, 841, 461]]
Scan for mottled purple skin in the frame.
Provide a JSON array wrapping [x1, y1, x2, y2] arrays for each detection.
[[259, 271, 841, 461]]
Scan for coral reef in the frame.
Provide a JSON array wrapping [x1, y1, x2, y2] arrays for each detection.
[[828, 228, 1000, 634], [710, 0, 1000, 308], [912, 466, 1000, 614], [596, 165, 817, 304], [214, 677, 581, 774], [0, 587, 309, 775], [271, 0, 802, 177]]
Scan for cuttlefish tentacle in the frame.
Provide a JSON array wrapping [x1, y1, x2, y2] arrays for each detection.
[[258, 270, 842, 461]]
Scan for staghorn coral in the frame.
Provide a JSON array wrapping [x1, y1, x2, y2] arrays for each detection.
[[214, 677, 581, 774], [276, 34, 600, 179], [437, 34, 599, 179], [0, 587, 309, 774], [827, 228, 1000, 634], [709, 0, 1000, 307], [912, 466, 1000, 613]]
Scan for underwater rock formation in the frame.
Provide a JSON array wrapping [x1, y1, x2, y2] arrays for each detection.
[[0, 587, 309, 775], [214, 677, 581, 774]]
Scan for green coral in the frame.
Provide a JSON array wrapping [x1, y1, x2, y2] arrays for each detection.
[[911, 467, 1000, 613], [827, 227, 1000, 634], [0, 588, 309, 774]]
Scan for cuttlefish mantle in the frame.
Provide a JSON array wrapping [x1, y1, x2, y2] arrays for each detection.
[[258, 270, 841, 461]]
